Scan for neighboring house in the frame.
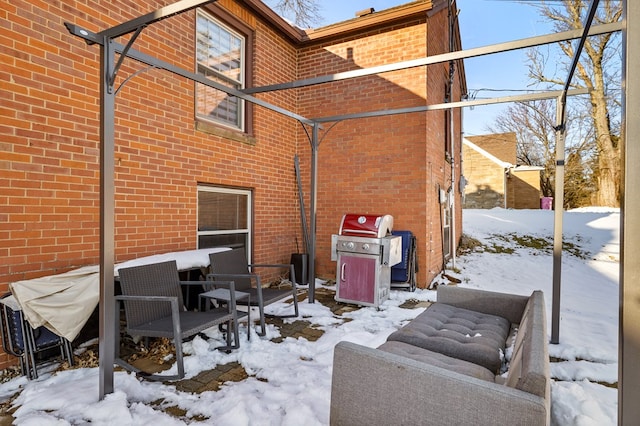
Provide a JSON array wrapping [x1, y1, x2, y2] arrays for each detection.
[[0, 0, 465, 369], [462, 133, 542, 209]]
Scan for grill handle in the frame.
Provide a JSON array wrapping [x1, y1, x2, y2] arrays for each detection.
[[340, 263, 347, 282]]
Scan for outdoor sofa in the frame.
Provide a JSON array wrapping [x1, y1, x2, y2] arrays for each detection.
[[330, 286, 550, 425]]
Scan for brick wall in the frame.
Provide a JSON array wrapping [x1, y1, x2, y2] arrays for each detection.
[[0, 0, 464, 369], [0, 0, 301, 368], [426, 3, 464, 277], [297, 3, 464, 286]]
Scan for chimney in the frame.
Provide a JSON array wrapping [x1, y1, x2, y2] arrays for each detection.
[[355, 8, 375, 18]]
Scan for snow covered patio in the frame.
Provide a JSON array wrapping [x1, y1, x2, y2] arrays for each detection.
[[0, 208, 619, 425]]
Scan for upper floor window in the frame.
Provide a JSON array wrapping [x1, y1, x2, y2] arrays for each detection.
[[196, 10, 245, 131]]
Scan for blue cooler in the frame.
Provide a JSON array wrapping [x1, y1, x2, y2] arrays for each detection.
[[390, 230, 417, 292]]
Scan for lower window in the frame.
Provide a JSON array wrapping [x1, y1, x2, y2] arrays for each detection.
[[197, 185, 252, 255]]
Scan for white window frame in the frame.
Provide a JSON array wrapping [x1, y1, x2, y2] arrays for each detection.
[[443, 196, 452, 259], [195, 10, 245, 131], [197, 185, 252, 258]]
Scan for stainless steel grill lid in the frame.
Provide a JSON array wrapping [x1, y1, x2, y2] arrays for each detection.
[[338, 214, 394, 238]]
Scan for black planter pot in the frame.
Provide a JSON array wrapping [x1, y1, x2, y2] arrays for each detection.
[[290, 253, 309, 285]]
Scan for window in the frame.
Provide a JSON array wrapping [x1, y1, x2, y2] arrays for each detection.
[[439, 187, 451, 259], [197, 186, 252, 254], [196, 10, 245, 130], [442, 196, 452, 259]]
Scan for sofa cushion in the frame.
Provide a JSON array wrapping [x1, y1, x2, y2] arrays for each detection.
[[386, 302, 511, 373], [378, 341, 496, 382]]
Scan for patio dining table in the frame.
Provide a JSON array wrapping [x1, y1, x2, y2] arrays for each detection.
[[8, 247, 231, 342]]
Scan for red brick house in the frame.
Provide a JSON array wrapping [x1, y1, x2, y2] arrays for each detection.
[[0, 0, 465, 368]]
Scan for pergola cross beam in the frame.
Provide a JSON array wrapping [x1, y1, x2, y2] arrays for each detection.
[[243, 21, 623, 95], [64, 23, 316, 125]]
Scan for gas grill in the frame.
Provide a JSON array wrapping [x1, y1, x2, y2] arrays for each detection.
[[330, 214, 402, 308]]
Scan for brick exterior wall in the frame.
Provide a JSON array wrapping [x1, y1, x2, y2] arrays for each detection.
[[297, 1, 463, 286], [0, 0, 464, 369]]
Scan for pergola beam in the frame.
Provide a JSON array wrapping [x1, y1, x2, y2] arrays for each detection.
[[99, 0, 216, 40], [312, 89, 589, 123], [243, 21, 623, 94], [65, 23, 316, 125]]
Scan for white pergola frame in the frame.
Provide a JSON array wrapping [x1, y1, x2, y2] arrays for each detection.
[[65, 1, 638, 423]]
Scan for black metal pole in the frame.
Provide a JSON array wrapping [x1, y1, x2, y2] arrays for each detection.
[[98, 35, 116, 399], [308, 124, 320, 303]]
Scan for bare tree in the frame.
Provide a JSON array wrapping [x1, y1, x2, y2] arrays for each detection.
[[268, 0, 321, 28], [527, 0, 622, 206], [489, 99, 596, 207]]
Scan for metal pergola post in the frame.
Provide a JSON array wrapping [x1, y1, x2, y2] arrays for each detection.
[[98, 35, 116, 398], [93, 0, 223, 400], [620, 1, 639, 423], [549, 0, 600, 345], [308, 124, 320, 303], [551, 93, 567, 345]]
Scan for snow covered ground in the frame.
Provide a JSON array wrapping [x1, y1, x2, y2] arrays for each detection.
[[0, 208, 620, 425]]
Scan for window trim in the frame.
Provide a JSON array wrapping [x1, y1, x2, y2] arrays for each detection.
[[197, 185, 253, 261], [195, 4, 254, 136]]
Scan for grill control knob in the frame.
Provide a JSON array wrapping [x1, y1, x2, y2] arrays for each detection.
[[362, 243, 370, 251], [346, 242, 355, 250]]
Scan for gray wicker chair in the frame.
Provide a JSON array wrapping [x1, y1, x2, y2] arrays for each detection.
[[116, 260, 240, 381], [208, 249, 299, 336]]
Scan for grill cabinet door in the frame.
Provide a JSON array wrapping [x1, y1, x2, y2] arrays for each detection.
[[336, 254, 376, 304]]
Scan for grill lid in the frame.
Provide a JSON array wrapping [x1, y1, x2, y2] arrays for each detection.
[[339, 214, 394, 238]]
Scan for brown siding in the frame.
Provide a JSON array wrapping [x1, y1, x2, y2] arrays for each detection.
[[463, 133, 541, 209], [509, 170, 542, 209], [463, 143, 506, 209], [466, 133, 517, 163]]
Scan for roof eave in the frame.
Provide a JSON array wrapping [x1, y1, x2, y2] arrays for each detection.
[[302, 1, 433, 43], [240, 0, 307, 42]]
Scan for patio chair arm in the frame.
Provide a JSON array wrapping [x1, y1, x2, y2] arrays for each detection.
[[206, 273, 264, 295], [206, 272, 257, 281], [178, 281, 207, 286], [115, 295, 179, 304], [249, 263, 291, 268]]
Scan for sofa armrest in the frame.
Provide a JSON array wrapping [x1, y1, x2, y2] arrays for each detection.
[[330, 341, 548, 426], [436, 286, 530, 324]]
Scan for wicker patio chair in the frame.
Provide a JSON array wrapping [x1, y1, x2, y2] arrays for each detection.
[[208, 249, 299, 336], [116, 260, 240, 381]]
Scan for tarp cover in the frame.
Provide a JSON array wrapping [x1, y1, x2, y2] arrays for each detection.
[[9, 247, 231, 341]]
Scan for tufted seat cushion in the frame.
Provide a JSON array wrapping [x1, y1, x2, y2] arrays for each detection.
[[386, 303, 511, 373], [378, 340, 497, 382]]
